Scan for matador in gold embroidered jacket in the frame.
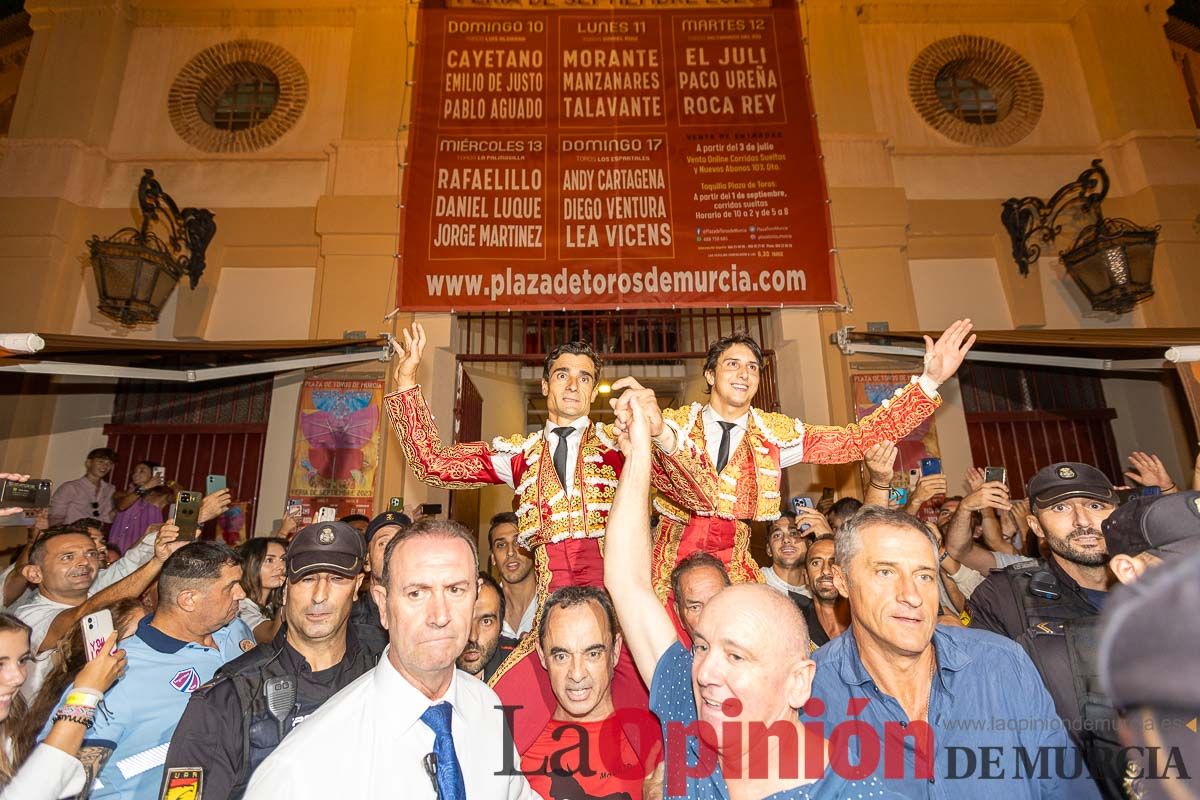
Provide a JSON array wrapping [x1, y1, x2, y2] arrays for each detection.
[[648, 377, 942, 606]]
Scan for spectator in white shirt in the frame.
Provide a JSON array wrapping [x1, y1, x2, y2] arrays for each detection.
[[245, 517, 531, 800], [14, 525, 182, 701]]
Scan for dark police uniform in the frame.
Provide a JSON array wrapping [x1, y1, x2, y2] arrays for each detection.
[[966, 554, 1102, 639], [163, 520, 379, 800], [163, 623, 382, 800], [968, 556, 1121, 798], [348, 587, 387, 652], [966, 462, 1133, 799]]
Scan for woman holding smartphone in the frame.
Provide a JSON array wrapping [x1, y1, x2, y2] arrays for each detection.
[[108, 461, 170, 556], [0, 613, 125, 800]]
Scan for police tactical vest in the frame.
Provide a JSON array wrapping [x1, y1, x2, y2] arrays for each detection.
[[1002, 559, 1097, 631], [1010, 561, 1125, 799], [221, 635, 379, 798], [1063, 616, 1125, 799]]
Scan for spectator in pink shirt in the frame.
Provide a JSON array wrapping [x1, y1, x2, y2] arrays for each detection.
[[47, 449, 117, 527]]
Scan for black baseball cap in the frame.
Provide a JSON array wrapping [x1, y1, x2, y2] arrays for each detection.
[[87, 447, 118, 462], [286, 521, 365, 579], [1102, 490, 1200, 560], [1025, 462, 1115, 509], [364, 510, 410, 545]]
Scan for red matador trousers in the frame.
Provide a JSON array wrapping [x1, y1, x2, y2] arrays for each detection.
[[490, 538, 654, 757], [654, 515, 762, 647]]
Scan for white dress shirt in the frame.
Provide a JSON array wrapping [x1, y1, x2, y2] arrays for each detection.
[[500, 595, 537, 640], [244, 651, 532, 800], [489, 417, 591, 492]]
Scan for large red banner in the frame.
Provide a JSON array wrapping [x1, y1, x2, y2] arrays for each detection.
[[398, 0, 833, 310]]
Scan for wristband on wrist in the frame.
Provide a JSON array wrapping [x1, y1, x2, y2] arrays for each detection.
[[54, 705, 97, 728], [869, 481, 890, 491], [65, 689, 103, 709]]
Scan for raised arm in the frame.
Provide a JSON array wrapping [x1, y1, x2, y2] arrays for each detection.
[[791, 320, 975, 467], [385, 323, 513, 490], [861, 442, 897, 507], [37, 523, 183, 654], [605, 391, 678, 686], [944, 480, 1013, 575]]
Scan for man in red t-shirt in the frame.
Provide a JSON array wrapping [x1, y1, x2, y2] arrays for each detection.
[[521, 586, 658, 800]]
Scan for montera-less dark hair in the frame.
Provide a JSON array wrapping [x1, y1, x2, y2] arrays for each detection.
[[702, 332, 764, 394], [543, 341, 602, 383], [537, 585, 619, 648]]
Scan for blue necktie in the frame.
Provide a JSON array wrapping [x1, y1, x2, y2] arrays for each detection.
[[420, 702, 466, 800]]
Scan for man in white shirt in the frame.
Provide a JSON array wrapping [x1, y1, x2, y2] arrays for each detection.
[[488, 513, 536, 643], [245, 517, 531, 800], [761, 513, 813, 601], [16, 523, 182, 700]]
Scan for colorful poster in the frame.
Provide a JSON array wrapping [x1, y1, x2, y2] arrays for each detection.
[[286, 377, 384, 522], [397, 0, 834, 310], [215, 502, 250, 547], [852, 373, 941, 474]]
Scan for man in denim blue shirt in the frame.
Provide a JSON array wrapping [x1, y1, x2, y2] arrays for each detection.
[[808, 506, 1100, 799], [603, 392, 904, 799]]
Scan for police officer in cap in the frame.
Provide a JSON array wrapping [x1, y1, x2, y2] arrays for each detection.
[[966, 462, 1118, 638], [348, 510, 408, 643], [162, 522, 384, 800], [1018, 490, 1200, 798]]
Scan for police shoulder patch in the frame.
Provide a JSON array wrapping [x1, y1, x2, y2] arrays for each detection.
[[161, 767, 203, 800], [240, 639, 255, 653]]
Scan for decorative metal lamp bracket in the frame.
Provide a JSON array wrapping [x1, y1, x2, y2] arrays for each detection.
[[1000, 159, 1110, 277], [135, 168, 216, 288]]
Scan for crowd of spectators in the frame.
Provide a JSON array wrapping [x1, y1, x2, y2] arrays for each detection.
[[0, 376, 1197, 800]]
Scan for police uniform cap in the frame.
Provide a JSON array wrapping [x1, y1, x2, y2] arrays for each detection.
[[287, 521, 364, 579], [1026, 462, 1115, 509], [364, 510, 410, 545], [1099, 548, 1200, 715]]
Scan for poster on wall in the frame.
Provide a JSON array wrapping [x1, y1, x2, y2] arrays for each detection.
[[396, 0, 834, 311], [286, 376, 385, 524], [852, 372, 942, 475]]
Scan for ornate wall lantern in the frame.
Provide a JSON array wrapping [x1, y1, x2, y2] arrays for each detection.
[[87, 169, 216, 326], [1001, 159, 1158, 314]]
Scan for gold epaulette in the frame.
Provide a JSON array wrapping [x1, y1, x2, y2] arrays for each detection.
[[492, 431, 538, 454], [749, 408, 805, 447]]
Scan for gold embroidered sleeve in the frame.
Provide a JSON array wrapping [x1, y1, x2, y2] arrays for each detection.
[[383, 387, 507, 489], [800, 380, 941, 465]]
